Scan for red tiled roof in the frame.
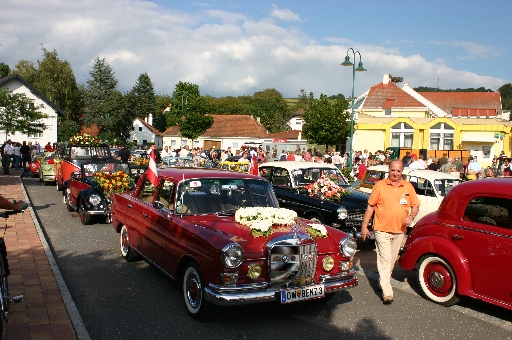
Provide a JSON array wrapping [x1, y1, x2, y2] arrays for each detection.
[[362, 82, 425, 109], [136, 118, 163, 136], [265, 130, 302, 139], [163, 114, 268, 138], [420, 92, 502, 116], [382, 98, 396, 109]]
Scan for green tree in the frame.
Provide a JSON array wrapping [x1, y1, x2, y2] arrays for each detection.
[[302, 94, 350, 149], [0, 63, 10, 78], [84, 57, 134, 141], [0, 88, 49, 139], [11, 60, 37, 83], [166, 81, 213, 140], [153, 94, 172, 132], [131, 72, 156, 119], [251, 88, 291, 133], [499, 83, 512, 114]]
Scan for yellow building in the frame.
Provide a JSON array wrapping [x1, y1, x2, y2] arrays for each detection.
[[352, 74, 509, 166]]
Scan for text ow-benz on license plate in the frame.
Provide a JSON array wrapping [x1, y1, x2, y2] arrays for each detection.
[[280, 284, 325, 303]]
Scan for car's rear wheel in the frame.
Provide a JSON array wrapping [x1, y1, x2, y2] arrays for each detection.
[[78, 200, 92, 225], [120, 225, 141, 262], [183, 262, 209, 321], [416, 255, 460, 306]]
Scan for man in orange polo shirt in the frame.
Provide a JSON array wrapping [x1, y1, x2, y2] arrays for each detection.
[[361, 159, 420, 304]]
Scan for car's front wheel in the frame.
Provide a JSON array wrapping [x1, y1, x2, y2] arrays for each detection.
[[416, 255, 460, 306], [65, 189, 74, 212], [78, 200, 92, 225], [120, 225, 141, 262], [183, 262, 210, 321]]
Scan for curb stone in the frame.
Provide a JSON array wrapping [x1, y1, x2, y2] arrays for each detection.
[[19, 171, 91, 340]]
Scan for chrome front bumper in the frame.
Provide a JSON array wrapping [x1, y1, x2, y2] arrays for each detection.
[[204, 270, 358, 306]]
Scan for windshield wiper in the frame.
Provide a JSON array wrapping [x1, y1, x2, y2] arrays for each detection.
[[216, 209, 236, 216]]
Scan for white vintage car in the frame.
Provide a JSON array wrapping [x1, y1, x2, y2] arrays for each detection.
[[359, 165, 461, 223]]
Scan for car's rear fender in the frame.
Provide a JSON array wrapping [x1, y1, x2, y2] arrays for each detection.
[[399, 235, 472, 295]]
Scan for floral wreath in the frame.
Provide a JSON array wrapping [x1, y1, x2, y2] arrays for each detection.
[[235, 207, 297, 238], [305, 175, 350, 202], [69, 133, 102, 146]]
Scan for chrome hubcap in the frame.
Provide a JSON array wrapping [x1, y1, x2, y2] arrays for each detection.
[[428, 271, 445, 289], [187, 274, 201, 309]]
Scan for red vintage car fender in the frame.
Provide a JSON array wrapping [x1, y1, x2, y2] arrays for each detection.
[[399, 235, 472, 295]]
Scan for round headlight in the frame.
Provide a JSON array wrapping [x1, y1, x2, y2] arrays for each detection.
[[339, 236, 357, 258], [322, 256, 335, 272], [88, 194, 102, 206], [221, 244, 244, 268], [247, 264, 262, 280], [337, 206, 348, 220]]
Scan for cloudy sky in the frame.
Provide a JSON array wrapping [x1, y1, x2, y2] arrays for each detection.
[[1, 0, 510, 99]]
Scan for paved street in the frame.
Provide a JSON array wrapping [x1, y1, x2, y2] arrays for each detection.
[[22, 176, 512, 340]]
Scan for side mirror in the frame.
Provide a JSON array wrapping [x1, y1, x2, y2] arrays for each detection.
[[153, 201, 164, 210], [71, 171, 81, 180]]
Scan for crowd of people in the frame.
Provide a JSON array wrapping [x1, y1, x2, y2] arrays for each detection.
[[0, 140, 55, 175]]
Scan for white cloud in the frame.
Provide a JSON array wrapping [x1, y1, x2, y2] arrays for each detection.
[[270, 4, 302, 21], [430, 40, 502, 59], [0, 0, 507, 101]]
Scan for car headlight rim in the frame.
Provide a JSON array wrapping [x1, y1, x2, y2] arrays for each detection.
[[88, 194, 102, 206], [221, 243, 244, 269], [339, 235, 357, 258], [337, 206, 348, 220]]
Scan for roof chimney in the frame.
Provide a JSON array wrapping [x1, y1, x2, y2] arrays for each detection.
[[298, 131, 302, 140], [383, 74, 390, 85], [256, 117, 260, 124], [148, 113, 153, 126]]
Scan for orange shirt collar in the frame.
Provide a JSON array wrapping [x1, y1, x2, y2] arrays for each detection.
[[384, 177, 406, 187]]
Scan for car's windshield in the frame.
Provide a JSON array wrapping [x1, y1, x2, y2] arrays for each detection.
[[82, 162, 130, 177], [175, 178, 277, 214], [433, 178, 461, 196], [291, 168, 349, 186]]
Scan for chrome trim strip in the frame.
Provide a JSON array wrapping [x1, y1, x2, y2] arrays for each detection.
[[86, 210, 109, 215], [433, 220, 512, 239], [276, 198, 334, 213], [204, 275, 357, 306]]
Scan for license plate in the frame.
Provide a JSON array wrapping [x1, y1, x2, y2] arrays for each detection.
[[280, 284, 325, 304]]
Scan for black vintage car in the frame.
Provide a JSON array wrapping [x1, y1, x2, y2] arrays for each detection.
[[63, 161, 132, 225], [259, 161, 373, 239]]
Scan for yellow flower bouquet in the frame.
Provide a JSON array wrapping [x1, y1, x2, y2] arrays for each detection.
[[131, 157, 149, 166], [92, 171, 134, 195], [69, 133, 101, 146]]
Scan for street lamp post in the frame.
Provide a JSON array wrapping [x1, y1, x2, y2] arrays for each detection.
[[341, 48, 366, 166], [176, 91, 189, 147]]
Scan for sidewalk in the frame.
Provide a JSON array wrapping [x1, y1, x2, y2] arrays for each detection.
[[0, 169, 77, 340]]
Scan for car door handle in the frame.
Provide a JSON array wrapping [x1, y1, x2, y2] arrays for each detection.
[[127, 204, 132, 208], [142, 213, 149, 218], [452, 234, 463, 240]]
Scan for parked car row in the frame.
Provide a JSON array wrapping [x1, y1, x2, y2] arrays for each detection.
[[32, 147, 512, 317]]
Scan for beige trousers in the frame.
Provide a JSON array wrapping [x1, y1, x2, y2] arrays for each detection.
[[374, 231, 405, 298]]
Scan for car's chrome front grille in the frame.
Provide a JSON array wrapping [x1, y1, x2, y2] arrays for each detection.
[[346, 210, 371, 227], [267, 235, 317, 288]]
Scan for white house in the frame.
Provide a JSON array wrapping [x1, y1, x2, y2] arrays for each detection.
[[162, 114, 268, 151], [130, 114, 163, 148], [0, 74, 64, 144]]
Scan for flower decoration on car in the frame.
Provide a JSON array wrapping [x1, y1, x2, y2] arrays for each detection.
[[130, 157, 149, 166], [235, 207, 298, 238], [69, 133, 102, 146], [307, 224, 328, 238], [305, 175, 349, 202], [93, 171, 134, 195]]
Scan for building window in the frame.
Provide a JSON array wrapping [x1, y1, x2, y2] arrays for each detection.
[[170, 140, 176, 147], [28, 100, 35, 109], [232, 142, 238, 149], [193, 140, 200, 147], [296, 119, 302, 125], [181, 140, 188, 147], [390, 122, 414, 147], [384, 109, 391, 116], [142, 140, 147, 145], [28, 132, 43, 138], [429, 123, 454, 150], [138, 127, 142, 131]]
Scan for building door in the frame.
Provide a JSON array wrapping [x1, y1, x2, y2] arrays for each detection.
[[203, 140, 220, 150]]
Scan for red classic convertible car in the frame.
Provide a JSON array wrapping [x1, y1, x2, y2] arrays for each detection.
[[110, 168, 358, 320], [399, 178, 512, 310]]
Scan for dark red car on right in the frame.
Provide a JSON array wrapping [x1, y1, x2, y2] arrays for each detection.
[[399, 178, 512, 310]]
